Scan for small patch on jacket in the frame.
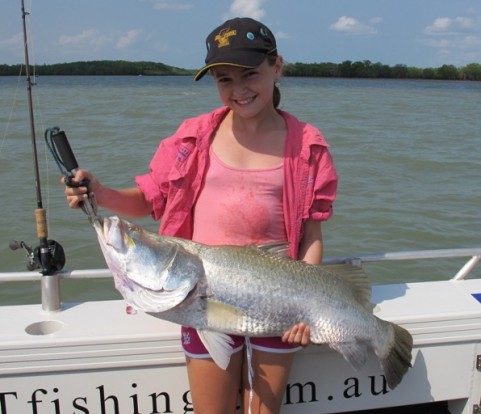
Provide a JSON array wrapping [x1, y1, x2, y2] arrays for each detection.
[[177, 145, 191, 163]]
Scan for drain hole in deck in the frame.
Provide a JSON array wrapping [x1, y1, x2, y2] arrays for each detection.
[[25, 321, 64, 335]]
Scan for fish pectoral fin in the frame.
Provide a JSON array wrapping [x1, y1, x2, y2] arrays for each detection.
[[200, 301, 248, 370], [330, 340, 369, 371], [206, 300, 248, 329], [197, 330, 235, 370]]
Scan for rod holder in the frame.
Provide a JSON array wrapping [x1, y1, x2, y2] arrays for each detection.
[[41, 275, 61, 312]]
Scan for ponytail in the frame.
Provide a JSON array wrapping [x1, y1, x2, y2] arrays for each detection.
[[266, 55, 282, 108], [273, 84, 281, 108]]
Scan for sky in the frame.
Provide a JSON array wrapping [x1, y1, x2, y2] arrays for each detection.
[[1, 0, 481, 69]]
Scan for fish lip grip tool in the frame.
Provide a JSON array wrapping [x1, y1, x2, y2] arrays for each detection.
[[45, 127, 100, 224], [45, 127, 88, 187]]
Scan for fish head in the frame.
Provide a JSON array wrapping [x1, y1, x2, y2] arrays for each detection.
[[93, 216, 205, 313], [94, 215, 131, 253]]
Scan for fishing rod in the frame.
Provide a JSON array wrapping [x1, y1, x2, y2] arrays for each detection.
[[10, 0, 66, 281]]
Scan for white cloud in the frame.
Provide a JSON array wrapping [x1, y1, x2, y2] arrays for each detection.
[[58, 28, 142, 55], [59, 29, 109, 47], [224, 0, 266, 20], [424, 16, 476, 35], [330, 16, 377, 35], [116, 29, 141, 49], [420, 14, 481, 65], [425, 17, 452, 34]]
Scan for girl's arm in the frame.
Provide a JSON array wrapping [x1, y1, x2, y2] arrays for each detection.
[[298, 219, 323, 265], [63, 169, 153, 218], [282, 219, 323, 346]]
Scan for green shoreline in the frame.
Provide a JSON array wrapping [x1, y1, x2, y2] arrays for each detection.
[[1, 59, 480, 80]]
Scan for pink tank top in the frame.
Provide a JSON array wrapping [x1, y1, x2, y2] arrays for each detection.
[[192, 148, 287, 246]]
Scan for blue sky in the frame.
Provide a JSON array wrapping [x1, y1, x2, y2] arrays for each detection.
[[2, 0, 480, 69]]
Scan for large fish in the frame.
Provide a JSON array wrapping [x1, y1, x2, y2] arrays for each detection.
[[93, 215, 412, 390]]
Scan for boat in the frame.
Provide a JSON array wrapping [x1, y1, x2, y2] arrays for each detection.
[[1, 249, 481, 413], [2, 3, 481, 413]]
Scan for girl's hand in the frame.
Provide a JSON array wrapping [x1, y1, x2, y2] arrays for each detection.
[[62, 169, 99, 208], [282, 322, 311, 346]]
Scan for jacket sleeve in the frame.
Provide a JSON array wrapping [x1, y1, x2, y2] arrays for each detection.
[[305, 142, 338, 222], [135, 134, 179, 221]]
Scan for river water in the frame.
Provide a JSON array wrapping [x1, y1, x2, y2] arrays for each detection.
[[0, 76, 480, 305]]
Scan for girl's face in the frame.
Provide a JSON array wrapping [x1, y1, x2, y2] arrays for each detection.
[[211, 56, 282, 119]]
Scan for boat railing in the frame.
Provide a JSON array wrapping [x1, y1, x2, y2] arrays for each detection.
[[1, 247, 480, 312], [323, 247, 481, 281]]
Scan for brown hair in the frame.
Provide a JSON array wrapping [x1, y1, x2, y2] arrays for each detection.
[[266, 55, 281, 108]]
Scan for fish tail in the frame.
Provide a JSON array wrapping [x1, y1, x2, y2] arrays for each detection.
[[379, 322, 413, 390]]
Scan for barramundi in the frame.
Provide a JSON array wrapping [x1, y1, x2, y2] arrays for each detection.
[[93, 215, 413, 390]]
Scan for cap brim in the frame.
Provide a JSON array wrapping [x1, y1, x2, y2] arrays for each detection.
[[194, 62, 258, 81], [194, 49, 272, 81]]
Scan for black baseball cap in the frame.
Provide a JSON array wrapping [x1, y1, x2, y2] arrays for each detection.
[[194, 17, 278, 81]]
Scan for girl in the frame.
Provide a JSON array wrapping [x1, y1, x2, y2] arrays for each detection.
[[64, 17, 338, 414]]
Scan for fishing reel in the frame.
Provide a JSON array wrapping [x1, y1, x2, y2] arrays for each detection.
[[9, 127, 86, 275], [9, 239, 66, 274]]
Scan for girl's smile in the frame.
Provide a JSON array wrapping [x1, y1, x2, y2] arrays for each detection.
[[211, 58, 282, 119], [234, 95, 257, 106]]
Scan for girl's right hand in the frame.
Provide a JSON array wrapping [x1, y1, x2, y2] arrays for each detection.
[[282, 322, 311, 347], [62, 169, 99, 209]]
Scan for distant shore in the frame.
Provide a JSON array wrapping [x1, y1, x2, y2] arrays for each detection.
[[1, 59, 480, 80]]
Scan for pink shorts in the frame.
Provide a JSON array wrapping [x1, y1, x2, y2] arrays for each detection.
[[181, 326, 302, 358]]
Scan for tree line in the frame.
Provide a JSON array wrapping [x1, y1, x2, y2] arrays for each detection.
[[1, 59, 480, 80], [0, 60, 192, 76], [283, 60, 481, 81]]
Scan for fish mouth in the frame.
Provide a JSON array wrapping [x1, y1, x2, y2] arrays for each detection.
[[92, 216, 117, 239], [91, 215, 104, 232]]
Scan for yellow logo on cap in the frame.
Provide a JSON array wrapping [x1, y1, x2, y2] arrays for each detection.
[[215, 28, 237, 48]]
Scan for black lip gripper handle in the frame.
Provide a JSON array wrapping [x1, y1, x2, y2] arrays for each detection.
[[51, 130, 89, 188], [51, 130, 79, 173]]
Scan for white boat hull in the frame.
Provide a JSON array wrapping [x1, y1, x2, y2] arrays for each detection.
[[1, 278, 481, 413]]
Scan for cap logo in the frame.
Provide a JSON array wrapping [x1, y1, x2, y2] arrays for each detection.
[[214, 27, 237, 48]]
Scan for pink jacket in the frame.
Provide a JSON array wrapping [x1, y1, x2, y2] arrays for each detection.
[[136, 106, 338, 259]]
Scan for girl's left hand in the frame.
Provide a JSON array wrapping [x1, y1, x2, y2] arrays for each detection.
[[282, 322, 311, 346]]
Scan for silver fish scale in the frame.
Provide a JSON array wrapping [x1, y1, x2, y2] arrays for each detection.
[[195, 244, 369, 340]]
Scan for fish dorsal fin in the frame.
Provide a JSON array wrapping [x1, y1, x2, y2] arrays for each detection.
[[255, 242, 290, 257], [197, 330, 235, 370], [323, 264, 372, 309]]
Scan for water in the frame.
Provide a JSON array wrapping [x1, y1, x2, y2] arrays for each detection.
[[1, 76, 480, 305]]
